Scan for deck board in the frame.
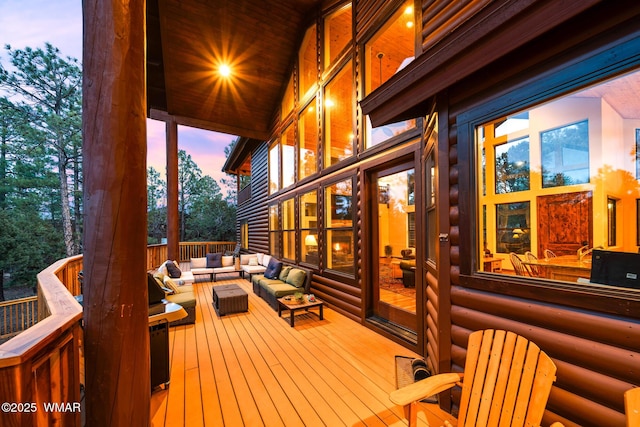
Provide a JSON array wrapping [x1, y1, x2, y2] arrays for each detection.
[[151, 275, 455, 427]]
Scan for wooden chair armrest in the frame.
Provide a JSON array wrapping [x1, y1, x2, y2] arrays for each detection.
[[390, 373, 462, 406]]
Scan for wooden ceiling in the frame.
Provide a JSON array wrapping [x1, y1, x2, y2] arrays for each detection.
[[147, 0, 320, 141]]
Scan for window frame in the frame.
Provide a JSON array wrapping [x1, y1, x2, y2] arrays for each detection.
[[324, 176, 355, 276], [456, 32, 640, 309]]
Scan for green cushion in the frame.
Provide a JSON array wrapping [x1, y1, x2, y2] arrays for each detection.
[[285, 268, 306, 288], [166, 291, 196, 308], [278, 266, 292, 281], [264, 283, 299, 297], [251, 274, 266, 286], [259, 278, 283, 287]]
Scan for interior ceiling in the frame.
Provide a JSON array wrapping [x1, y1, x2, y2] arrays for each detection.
[[147, 0, 320, 141]]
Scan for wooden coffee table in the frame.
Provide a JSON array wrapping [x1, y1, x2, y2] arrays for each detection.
[[277, 295, 323, 327]]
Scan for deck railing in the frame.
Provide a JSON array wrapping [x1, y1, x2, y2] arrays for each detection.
[[0, 241, 237, 424], [0, 255, 83, 426]]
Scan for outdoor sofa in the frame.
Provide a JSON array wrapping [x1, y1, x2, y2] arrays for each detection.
[[251, 258, 312, 310]]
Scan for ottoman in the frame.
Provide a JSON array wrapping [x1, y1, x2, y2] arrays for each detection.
[[213, 284, 248, 316]]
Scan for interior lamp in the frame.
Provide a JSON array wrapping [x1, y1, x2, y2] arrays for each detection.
[[305, 234, 318, 250]]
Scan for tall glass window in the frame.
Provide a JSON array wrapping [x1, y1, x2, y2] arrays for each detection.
[[300, 190, 318, 266], [363, 0, 416, 148], [268, 142, 280, 194], [324, 62, 354, 167], [281, 124, 295, 189], [324, 3, 352, 69], [269, 204, 280, 256], [282, 197, 296, 260], [299, 25, 317, 101], [299, 99, 318, 180], [325, 178, 354, 274]]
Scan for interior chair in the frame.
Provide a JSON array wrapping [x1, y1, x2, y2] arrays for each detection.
[[626, 387, 640, 427], [510, 252, 531, 276], [390, 329, 557, 427], [524, 251, 541, 277], [543, 249, 557, 259]]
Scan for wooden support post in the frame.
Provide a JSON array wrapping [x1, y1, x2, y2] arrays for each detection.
[[166, 119, 180, 261], [82, 2, 150, 426]]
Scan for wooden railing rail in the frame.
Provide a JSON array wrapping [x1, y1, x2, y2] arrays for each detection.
[[0, 296, 38, 341], [178, 241, 237, 262], [0, 255, 83, 426]]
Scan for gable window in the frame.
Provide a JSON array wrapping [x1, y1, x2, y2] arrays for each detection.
[[324, 62, 354, 167], [363, 0, 417, 148], [282, 124, 296, 189], [268, 141, 280, 194], [299, 25, 318, 101], [324, 3, 352, 69], [299, 99, 318, 180]]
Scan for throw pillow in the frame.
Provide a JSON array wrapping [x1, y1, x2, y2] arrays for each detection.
[[206, 252, 223, 268], [279, 266, 292, 282], [163, 277, 179, 294], [248, 257, 259, 266], [263, 258, 283, 279], [157, 261, 169, 277], [262, 254, 272, 267], [222, 255, 234, 267], [165, 260, 182, 278], [286, 268, 307, 288], [191, 257, 206, 269]]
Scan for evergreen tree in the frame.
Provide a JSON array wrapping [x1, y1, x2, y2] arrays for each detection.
[[0, 43, 83, 256]]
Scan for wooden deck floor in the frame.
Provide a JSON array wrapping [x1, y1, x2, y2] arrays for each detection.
[[150, 275, 455, 427]]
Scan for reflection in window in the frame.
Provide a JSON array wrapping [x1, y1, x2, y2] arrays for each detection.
[[496, 202, 530, 255], [324, 62, 354, 167], [364, 0, 416, 148], [300, 190, 318, 266], [299, 100, 318, 180], [282, 124, 295, 189], [325, 179, 354, 274], [299, 25, 317, 100], [268, 142, 279, 194], [495, 137, 530, 194], [476, 67, 640, 285], [324, 3, 352, 69], [282, 198, 295, 260], [541, 120, 589, 188]]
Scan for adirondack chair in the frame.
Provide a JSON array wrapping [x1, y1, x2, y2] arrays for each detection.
[[625, 387, 640, 427], [390, 329, 557, 427]]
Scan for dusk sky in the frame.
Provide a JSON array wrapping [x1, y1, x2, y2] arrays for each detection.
[[0, 0, 237, 186]]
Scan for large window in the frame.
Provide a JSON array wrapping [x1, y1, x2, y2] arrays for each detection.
[[300, 190, 318, 266], [269, 204, 280, 256], [476, 67, 640, 288], [299, 25, 317, 101], [299, 99, 318, 180], [268, 142, 280, 194], [282, 197, 295, 260], [324, 3, 352, 69], [324, 62, 354, 167], [363, 0, 417, 148], [325, 179, 354, 274], [281, 124, 295, 189]]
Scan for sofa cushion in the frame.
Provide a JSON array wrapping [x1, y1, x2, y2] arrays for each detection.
[[256, 253, 265, 264], [263, 283, 299, 297], [206, 252, 223, 268], [262, 254, 272, 267], [191, 257, 207, 269], [240, 254, 258, 265], [263, 258, 283, 279], [222, 255, 234, 267], [248, 257, 259, 266], [166, 291, 196, 308], [162, 277, 180, 294], [165, 260, 182, 278], [279, 266, 292, 281], [286, 268, 307, 288]]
